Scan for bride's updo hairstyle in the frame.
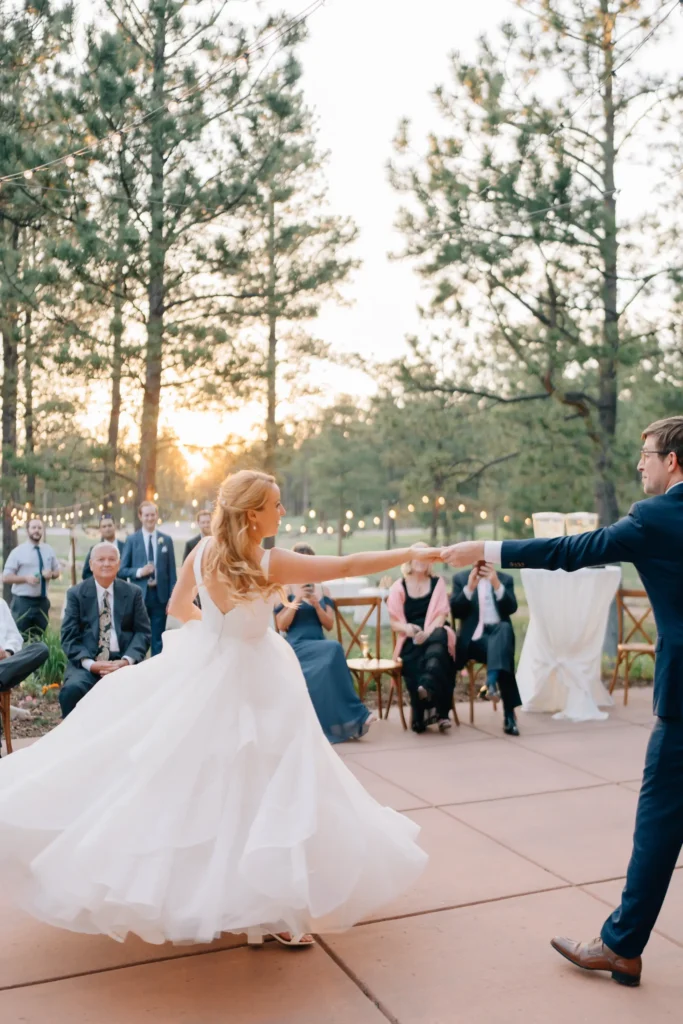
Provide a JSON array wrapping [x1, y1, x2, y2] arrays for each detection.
[[203, 470, 282, 604]]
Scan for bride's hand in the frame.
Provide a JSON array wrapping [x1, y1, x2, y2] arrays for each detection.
[[408, 546, 441, 562]]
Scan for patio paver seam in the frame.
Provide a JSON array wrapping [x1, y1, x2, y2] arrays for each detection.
[[316, 936, 402, 1024], [432, 779, 614, 809]]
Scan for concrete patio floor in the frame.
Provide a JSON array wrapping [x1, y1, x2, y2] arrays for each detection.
[[2, 686, 682, 1023]]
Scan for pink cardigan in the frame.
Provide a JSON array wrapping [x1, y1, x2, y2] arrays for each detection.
[[386, 576, 456, 661]]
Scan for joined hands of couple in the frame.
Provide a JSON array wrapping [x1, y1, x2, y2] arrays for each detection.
[[409, 541, 488, 571]]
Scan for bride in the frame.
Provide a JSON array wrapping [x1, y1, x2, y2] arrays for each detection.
[[0, 471, 437, 949]]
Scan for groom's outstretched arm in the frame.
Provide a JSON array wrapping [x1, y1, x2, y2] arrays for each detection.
[[442, 504, 646, 571]]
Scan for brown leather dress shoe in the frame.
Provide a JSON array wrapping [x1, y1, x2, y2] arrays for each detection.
[[550, 936, 641, 987]]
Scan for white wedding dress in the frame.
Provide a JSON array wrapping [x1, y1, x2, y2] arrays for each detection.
[[0, 539, 426, 944]]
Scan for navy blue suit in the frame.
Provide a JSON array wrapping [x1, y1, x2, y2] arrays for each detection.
[[502, 482, 683, 957], [119, 530, 177, 656]]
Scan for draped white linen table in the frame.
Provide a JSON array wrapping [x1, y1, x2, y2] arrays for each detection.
[[517, 566, 621, 721]]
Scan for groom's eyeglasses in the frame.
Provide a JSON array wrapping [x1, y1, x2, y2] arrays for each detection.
[[639, 449, 670, 458]]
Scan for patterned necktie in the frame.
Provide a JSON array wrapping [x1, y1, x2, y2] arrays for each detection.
[[146, 533, 155, 582], [97, 590, 112, 661], [35, 545, 46, 599]]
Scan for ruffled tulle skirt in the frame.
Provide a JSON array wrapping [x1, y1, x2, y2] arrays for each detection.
[[0, 622, 426, 944]]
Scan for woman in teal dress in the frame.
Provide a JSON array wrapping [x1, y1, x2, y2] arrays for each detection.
[[275, 544, 373, 744]]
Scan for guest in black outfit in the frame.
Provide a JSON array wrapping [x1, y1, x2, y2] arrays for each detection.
[[451, 562, 522, 735], [387, 545, 456, 733], [60, 542, 151, 717], [182, 510, 213, 563], [82, 513, 125, 579], [0, 597, 49, 754]]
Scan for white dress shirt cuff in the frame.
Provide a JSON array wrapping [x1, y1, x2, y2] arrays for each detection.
[[136, 567, 144, 578], [462, 585, 475, 601], [484, 541, 503, 564], [123, 655, 134, 665], [82, 658, 94, 671], [494, 583, 506, 601]]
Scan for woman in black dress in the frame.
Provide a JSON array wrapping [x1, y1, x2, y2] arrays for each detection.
[[387, 546, 456, 733]]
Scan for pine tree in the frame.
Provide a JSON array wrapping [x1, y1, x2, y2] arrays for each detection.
[[391, 0, 683, 524]]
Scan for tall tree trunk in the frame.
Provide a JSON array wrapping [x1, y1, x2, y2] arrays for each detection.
[[263, 195, 278, 550], [337, 496, 343, 556], [430, 499, 438, 546], [1, 222, 20, 604], [596, 0, 620, 528], [23, 307, 36, 505], [104, 201, 127, 505], [137, 5, 167, 504]]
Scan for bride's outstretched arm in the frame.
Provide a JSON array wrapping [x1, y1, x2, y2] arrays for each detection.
[[268, 546, 441, 586], [168, 552, 203, 622]]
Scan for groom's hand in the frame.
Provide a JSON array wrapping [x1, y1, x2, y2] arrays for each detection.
[[441, 541, 486, 567]]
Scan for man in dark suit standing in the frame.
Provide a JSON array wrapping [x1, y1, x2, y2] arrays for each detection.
[[82, 513, 125, 579], [441, 416, 683, 988], [119, 500, 177, 656], [451, 562, 522, 735], [182, 509, 212, 563], [60, 542, 151, 717]]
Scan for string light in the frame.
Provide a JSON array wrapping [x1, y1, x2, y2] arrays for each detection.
[[343, 524, 351, 533], [120, 517, 125, 524], [309, 510, 316, 519], [422, 496, 429, 504], [345, 510, 353, 519], [119, 496, 125, 504], [153, 493, 159, 501], [326, 526, 334, 535], [437, 497, 446, 506], [480, 511, 488, 520], [525, 518, 532, 526], [316, 526, 323, 534], [89, 507, 95, 514], [408, 504, 415, 512], [192, 499, 198, 507], [191, 521, 196, 529], [285, 523, 292, 532], [358, 520, 365, 529], [388, 509, 397, 520], [373, 516, 381, 525], [98, 504, 103, 511], [458, 504, 466, 513], [127, 489, 134, 498], [504, 515, 511, 523], [175, 520, 180, 527], [300, 525, 307, 533]]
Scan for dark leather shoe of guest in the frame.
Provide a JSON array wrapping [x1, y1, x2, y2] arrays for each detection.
[[550, 936, 641, 987], [503, 712, 519, 736]]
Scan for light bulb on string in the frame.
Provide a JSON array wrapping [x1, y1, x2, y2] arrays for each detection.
[[480, 511, 487, 520], [192, 499, 198, 508], [358, 520, 365, 529], [285, 523, 292, 532], [309, 510, 316, 519], [437, 496, 446, 506], [65, 155, 75, 169], [373, 516, 380, 526], [119, 496, 125, 504], [326, 526, 334, 535], [408, 504, 415, 513], [388, 509, 397, 520], [458, 504, 466, 513], [422, 495, 429, 504], [23, 169, 33, 180], [316, 526, 323, 534], [504, 515, 510, 523], [300, 525, 307, 534], [98, 504, 103, 512], [343, 524, 350, 533]]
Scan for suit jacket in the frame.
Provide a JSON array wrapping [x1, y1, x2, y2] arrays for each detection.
[[450, 570, 518, 670], [61, 577, 151, 667], [501, 485, 683, 718], [82, 539, 125, 580], [119, 529, 177, 605], [183, 533, 202, 564]]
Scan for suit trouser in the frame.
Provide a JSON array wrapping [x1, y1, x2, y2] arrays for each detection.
[[465, 622, 522, 715], [11, 596, 50, 640], [601, 717, 683, 958], [145, 586, 167, 657], [0, 643, 50, 749], [60, 653, 120, 718]]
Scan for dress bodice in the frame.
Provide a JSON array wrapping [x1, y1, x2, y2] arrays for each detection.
[[277, 594, 335, 645], [194, 537, 274, 640], [402, 577, 437, 630]]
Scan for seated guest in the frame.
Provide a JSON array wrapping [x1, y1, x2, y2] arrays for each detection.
[[275, 543, 373, 743], [60, 542, 151, 718], [387, 544, 456, 734], [0, 597, 49, 755], [183, 510, 213, 563], [119, 500, 176, 657], [82, 513, 125, 579], [450, 562, 522, 736]]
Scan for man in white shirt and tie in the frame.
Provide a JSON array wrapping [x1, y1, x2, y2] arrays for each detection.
[[450, 562, 522, 735], [2, 518, 61, 639], [60, 542, 151, 717], [119, 500, 177, 656]]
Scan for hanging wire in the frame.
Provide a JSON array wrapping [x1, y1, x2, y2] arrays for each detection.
[[0, 0, 325, 185]]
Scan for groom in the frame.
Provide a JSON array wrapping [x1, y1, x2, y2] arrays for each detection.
[[441, 416, 683, 988]]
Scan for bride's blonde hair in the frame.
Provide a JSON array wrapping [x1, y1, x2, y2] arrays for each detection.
[[203, 470, 282, 604]]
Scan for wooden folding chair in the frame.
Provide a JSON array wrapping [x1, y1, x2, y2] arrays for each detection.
[[0, 690, 13, 755], [463, 660, 498, 725], [334, 597, 406, 728], [609, 589, 656, 705]]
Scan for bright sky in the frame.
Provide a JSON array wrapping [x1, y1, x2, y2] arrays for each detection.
[[87, 0, 680, 471]]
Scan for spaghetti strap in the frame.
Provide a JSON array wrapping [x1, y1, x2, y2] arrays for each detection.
[[260, 547, 271, 580], [193, 536, 211, 589]]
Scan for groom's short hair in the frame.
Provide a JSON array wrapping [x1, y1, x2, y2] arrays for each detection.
[[642, 417, 683, 466]]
